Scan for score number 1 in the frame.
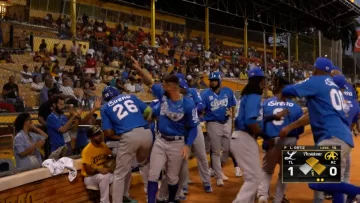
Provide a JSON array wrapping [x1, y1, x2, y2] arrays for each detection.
[[287, 166, 338, 176]]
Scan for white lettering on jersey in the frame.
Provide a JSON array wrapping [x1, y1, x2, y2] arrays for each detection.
[[343, 91, 353, 97], [267, 100, 294, 107], [325, 78, 338, 87], [210, 98, 228, 111], [107, 95, 131, 107], [160, 95, 185, 121]]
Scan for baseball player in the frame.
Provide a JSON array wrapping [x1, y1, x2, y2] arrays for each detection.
[[101, 86, 153, 203], [257, 77, 304, 203], [200, 71, 237, 186], [230, 67, 270, 203], [279, 58, 360, 203], [156, 78, 213, 202], [130, 57, 199, 203]]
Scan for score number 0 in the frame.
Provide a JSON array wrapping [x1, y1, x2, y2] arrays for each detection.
[[288, 166, 338, 176]]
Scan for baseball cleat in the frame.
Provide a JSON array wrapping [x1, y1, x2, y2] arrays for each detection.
[[156, 199, 167, 203], [177, 195, 187, 201], [123, 196, 138, 203], [182, 187, 188, 195], [216, 179, 224, 187], [203, 184, 213, 193], [282, 195, 290, 203], [325, 193, 332, 200], [258, 196, 268, 203], [221, 172, 229, 181], [235, 167, 243, 177], [208, 168, 215, 177]]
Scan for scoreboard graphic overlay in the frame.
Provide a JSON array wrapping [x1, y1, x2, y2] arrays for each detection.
[[282, 146, 341, 183]]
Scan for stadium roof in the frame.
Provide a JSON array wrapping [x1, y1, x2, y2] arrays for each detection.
[[108, 0, 360, 33]]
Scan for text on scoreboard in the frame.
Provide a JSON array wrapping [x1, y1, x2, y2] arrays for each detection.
[[282, 145, 341, 183]]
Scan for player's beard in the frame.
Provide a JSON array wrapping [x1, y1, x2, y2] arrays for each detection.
[[55, 107, 64, 115], [211, 83, 220, 91]]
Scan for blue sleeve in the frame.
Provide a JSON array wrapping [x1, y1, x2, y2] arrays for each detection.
[[46, 115, 62, 132], [200, 90, 208, 108], [282, 78, 317, 98], [100, 107, 114, 131], [244, 95, 261, 126], [152, 103, 160, 118], [184, 100, 199, 146], [151, 84, 164, 100], [190, 89, 204, 112], [289, 106, 305, 137], [227, 89, 237, 108], [132, 95, 147, 113], [13, 134, 26, 154]]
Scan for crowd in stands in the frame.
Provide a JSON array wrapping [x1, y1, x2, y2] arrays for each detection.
[[0, 9, 320, 179]]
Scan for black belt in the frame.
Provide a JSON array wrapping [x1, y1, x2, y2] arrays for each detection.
[[207, 120, 228, 124], [160, 134, 184, 142]]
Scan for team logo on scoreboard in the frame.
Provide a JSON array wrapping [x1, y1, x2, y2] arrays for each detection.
[[284, 151, 297, 161], [324, 151, 338, 161]]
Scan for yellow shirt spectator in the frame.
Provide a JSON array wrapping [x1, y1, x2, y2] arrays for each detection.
[[240, 72, 247, 80], [81, 142, 111, 177], [356, 87, 360, 101]]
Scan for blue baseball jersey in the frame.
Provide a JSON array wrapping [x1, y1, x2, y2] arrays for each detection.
[[282, 76, 354, 147], [185, 88, 204, 113], [342, 82, 359, 127], [151, 84, 199, 138], [234, 94, 263, 132], [201, 87, 237, 122], [101, 94, 148, 135], [262, 97, 304, 138]]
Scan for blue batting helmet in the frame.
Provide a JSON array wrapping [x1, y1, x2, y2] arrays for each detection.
[[208, 71, 222, 81], [102, 86, 120, 101]]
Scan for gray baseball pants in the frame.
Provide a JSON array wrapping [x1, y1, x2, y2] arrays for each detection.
[[112, 127, 153, 203], [257, 137, 297, 203], [206, 119, 232, 179], [230, 130, 262, 203], [313, 137, 351, 203]]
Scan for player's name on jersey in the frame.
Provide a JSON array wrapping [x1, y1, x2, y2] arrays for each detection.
[[284, 145, 341, 150], [281, 148, 341, 183]]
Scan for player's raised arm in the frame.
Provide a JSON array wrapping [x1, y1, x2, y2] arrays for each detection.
[[130, 56, 153, 87]]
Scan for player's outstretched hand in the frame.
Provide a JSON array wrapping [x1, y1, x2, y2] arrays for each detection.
[[181, 145, 191, 160], [279, 126, 291, 140]]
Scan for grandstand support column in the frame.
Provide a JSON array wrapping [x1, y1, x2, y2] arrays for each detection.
[[287, 33, 291, 81], [244, 18, 248, 58], [295, 33, 299, 61], [151, 0, 156, 47], [339, 40, 343, 69], [318, 30, 322, 57], [205, 7, 210, 51], [70, 0, 76, 38], [272, 26, 276, 59], [313, 33, 317, 61], [263, 31, 268, 98]]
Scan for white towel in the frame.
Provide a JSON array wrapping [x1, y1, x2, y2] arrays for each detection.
[[42, 157, 77, 182]]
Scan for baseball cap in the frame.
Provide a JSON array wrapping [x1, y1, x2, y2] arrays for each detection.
[[333, 75, 347, 89], [48, 87, 62, 96], [87, 125, 102, 138], [179, 78, 189, 89], [247, 67, 265, 78], [314, 57, 332, 72]]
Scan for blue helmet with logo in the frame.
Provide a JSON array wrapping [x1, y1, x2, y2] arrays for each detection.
[[102, 86, 120, 101], [179, 77, 189, 89], [208, 71, 222, 81], [247, 67, 265, 79]]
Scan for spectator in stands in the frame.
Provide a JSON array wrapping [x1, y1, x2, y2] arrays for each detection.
[[60, 77, 79, 101], [46, 96, 81, 157], [20, 65, 33, 84], [71, 40, 79, 55], [81, 125, 113, 203], [135, 78, 145, 93], [32, 66, 42, 80], [83, 73, 96, 90], [40, 77, 54, 105], [13, 113, 48, 171], [39, 39, 47, 52], [38, 88, 62, 127], [61, 44, 67, 58], [31, 75, 44, 92], [83, 81, 96, 102], [73, 80, 84, 101], [124, 76, 137, 93], [2, 76, 21, 105]]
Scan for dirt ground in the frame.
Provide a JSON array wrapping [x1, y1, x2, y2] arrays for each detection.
[[130, 131, 360, 203]]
